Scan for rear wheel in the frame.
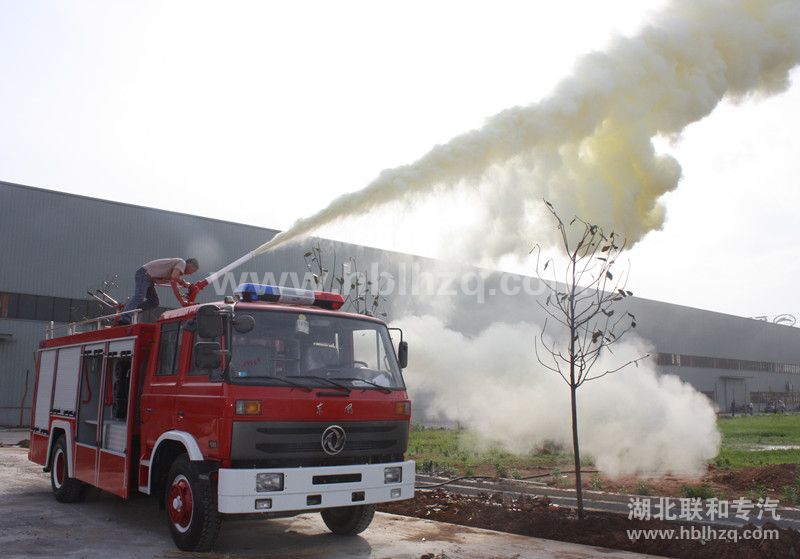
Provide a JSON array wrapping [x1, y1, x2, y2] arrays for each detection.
[[50, 435, 86, 503], [321, 504, 375, 535], [164, 454, 221, 551]]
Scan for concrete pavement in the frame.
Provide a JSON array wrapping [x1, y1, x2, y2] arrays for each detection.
[[0, 428, 28, 446], [0, 446, 656, 559]]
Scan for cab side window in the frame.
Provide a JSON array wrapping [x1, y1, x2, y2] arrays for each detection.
[[156, 322, 182, 376]]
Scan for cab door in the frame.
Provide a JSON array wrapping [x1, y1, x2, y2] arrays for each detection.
[[140, 321, 182, 453], [174, 328, 225, 460], [96, 340, 135, 497]]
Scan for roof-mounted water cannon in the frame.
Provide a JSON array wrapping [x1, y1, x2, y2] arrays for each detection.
[[167, 241, 346, 310], [171, 248, 264, 307]]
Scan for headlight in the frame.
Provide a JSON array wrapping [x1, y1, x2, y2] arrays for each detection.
[[256, 473, 284, 492], [384, 466, 402, 484]]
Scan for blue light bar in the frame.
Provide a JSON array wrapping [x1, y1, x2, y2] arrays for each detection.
[[234, 283, 315, 305]]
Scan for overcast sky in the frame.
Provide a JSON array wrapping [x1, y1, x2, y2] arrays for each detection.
[[1, 1, 798, 321]]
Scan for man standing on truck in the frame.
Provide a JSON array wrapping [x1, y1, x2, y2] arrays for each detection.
[[119, 258, 199, 323]]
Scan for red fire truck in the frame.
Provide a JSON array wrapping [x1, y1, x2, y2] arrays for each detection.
[[28, 282, 414, 551]]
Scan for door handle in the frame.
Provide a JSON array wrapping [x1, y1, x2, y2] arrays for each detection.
[[144, 407, 153, 413], [177, 411, 185, 418]]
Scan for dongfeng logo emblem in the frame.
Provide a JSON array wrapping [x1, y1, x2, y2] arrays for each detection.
[[321, 425, 346, 455]]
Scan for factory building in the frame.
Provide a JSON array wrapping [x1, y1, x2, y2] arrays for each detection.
[[2, 181, 799, 425]]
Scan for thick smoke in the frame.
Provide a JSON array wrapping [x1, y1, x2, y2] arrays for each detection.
[[396, 315, 720, 477], [256, 0, 800, 259]]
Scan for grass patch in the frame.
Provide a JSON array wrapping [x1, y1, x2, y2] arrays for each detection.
[[782, 483, 800, 505], [681, 483, 716, 499], [747, 483, 769, 503], [408, 415, 800, 480], [494, 462, 509, 478], [407, 426, 582, 475], [718, 414, 800, 447], [635, 480, 651, 496], [715, 414, 800, 468], [714, 447, 800, 468]]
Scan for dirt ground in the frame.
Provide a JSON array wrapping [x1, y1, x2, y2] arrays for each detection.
[[466, 463, 799, 501], [580, 464, 798, 503], [379, 489, 800, 559]]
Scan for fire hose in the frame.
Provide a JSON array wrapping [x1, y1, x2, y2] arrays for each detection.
[[171, 248, 263, 307]]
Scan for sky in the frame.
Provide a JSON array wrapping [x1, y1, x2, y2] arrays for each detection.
[[1, 0, 798, 321]]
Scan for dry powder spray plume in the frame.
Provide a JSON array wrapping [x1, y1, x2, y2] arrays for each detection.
[[255, 0, 800, 259], [396, 316, 721, 477]]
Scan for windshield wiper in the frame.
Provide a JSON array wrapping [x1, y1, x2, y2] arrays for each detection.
[[268, 377, 314, 392], [290, 375, 351, 393], [333, 377, 392, 394], [236, 376, 312, 392]]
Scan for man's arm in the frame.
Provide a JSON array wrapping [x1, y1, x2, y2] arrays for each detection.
[[171, 266, 191, 288]]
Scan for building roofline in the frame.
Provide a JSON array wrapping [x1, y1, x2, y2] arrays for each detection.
[[0, 177, 451, 266], [0, 179, 281, 235]]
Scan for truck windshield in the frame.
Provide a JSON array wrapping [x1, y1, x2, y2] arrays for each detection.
[[227, 310, 404, 390]]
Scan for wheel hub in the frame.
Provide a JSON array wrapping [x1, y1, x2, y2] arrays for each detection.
[[168, 476, 193, 530]]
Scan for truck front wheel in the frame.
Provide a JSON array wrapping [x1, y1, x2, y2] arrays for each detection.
[[50, 435, 86, 503], [321, 504, 376, 535], [164, 454, 221, 551]]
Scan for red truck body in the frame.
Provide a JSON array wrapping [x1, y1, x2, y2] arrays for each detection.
[[28, 289, 414, 550]]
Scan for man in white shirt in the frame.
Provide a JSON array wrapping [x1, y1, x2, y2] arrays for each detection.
[[119, 258, 199, 323]]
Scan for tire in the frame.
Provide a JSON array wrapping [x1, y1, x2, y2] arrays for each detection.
[[50, 435, 86, 503], [164, 454, 221, 551], [321, 504, 375, 536]]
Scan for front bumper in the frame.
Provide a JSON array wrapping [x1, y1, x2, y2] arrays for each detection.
[[217, 460, 415, 514]]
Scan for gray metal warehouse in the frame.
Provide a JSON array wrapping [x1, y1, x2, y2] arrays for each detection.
[[2, 180, 799, 426]]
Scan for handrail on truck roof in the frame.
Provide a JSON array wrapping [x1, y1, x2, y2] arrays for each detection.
[[44, 309, 142, 340]]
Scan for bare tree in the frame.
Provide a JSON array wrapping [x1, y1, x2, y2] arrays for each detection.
[[303, 242, 389, 318], [533, 201, 648, 519]]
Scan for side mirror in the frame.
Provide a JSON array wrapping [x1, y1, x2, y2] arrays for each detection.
[[194, 341, 229, 371], [197, 305, 225, 339], [397, 341, 408, 369], [232, 314, 255, 334]]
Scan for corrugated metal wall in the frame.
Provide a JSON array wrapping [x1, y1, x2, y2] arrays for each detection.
[[628, 297, 800, 364], [0, 319, 41, 426]]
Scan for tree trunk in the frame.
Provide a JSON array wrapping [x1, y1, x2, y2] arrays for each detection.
[[570, 384, 584, 519]]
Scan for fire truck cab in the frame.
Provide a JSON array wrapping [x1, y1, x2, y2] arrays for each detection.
[[28, 284, 414, 551]]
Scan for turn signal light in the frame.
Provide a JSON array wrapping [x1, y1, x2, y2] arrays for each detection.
[[395, 401, 411, 416], [235, 400, 262, 415]]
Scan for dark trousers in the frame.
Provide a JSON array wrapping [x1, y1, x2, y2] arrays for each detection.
[[121, 267, 159, 320]]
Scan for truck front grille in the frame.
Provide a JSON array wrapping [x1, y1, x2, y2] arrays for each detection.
[[230, 420, 409, 467]]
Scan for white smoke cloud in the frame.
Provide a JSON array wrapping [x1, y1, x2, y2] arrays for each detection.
[[396, 315, 720, 477], [255, 0, 800, 260]]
